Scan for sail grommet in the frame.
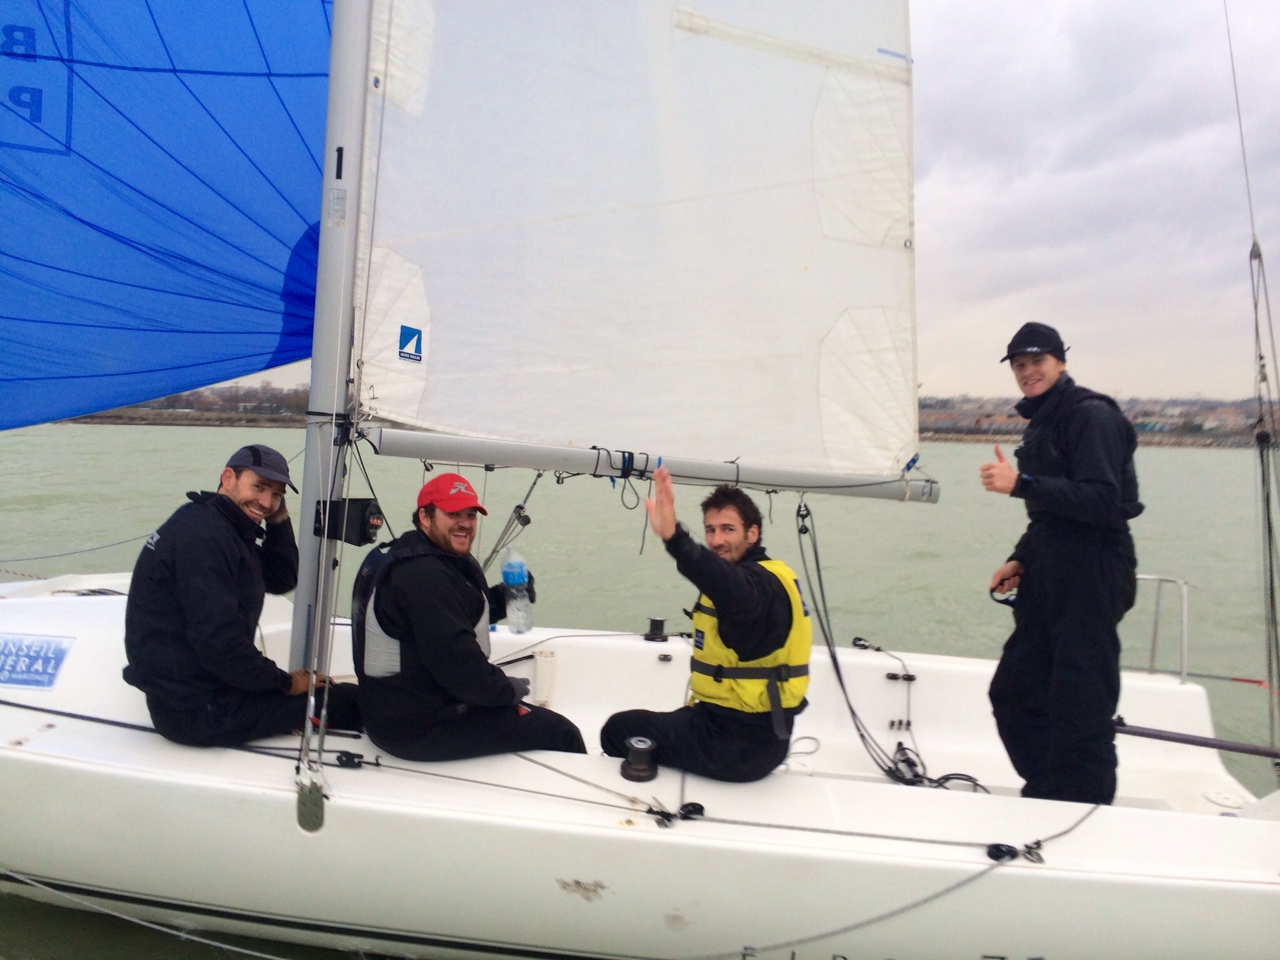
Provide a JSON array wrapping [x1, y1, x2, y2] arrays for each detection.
[[621, 736, 657, 782]]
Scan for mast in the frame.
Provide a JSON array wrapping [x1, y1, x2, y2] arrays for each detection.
[[289, 1, 373, 670]]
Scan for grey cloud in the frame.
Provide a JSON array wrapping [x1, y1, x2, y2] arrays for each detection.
[[910, 0, 1280, 397]]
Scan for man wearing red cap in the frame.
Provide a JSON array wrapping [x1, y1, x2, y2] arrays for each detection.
[[351, 472, 585, 760], [980, 323, 1142, 805]]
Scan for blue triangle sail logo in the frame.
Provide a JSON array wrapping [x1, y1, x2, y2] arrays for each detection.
[[398, 325, 423, 362]]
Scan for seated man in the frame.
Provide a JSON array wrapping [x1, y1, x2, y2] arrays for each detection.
[[351, 472, 585, 760], [124, 445, 361, 746], [601, 468, 811, 782]]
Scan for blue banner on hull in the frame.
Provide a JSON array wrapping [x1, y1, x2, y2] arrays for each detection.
[[0, 633, 74, 687]]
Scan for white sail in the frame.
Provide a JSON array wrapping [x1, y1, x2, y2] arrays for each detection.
[[353, 0, 918, 486]]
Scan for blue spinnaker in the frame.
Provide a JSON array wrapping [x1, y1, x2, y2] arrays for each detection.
[[0, 1, 331, 430]]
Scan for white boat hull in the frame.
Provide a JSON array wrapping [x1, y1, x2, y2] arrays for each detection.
[[2, 576, 1278, 959]]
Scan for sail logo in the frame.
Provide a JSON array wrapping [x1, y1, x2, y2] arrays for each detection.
[[1, 3, 73, 154], [398, 325, 423, 362], [0, 633, 73, 688]]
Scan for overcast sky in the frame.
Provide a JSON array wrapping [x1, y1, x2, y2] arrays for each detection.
[[246, 1, 1279, 401], [911, 0, 1280, 399]]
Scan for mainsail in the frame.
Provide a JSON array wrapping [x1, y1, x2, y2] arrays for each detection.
[[0, 1, 332, 430], [351, 1, 926, 497]]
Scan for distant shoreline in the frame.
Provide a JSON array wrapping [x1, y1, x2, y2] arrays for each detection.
[[63, 410, 304, 428], [923, 431, 1252, 449], [61, 410, 1252, 447]]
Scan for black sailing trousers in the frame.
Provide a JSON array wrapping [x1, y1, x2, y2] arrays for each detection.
[[989, 525, 1137, 805], [148, 682, 362, 747], [600, 703, 791, 783], [368, 703, 586, 761]]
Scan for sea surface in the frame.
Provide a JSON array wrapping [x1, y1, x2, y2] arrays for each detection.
[[0, 423, 1275, 959]]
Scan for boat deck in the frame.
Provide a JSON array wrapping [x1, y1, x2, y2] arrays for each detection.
[[3, 575, 1280, 959]]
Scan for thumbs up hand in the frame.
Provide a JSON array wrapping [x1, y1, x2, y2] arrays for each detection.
[[980, 443, 1018, 495]]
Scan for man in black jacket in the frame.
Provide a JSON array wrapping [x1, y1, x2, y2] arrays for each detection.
[[124, 445, 360, 746], [980, 323, 1142, 804], [351, 472, 584, 760], [600, 468, 811, 782]]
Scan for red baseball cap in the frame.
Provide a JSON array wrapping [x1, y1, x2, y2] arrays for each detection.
[[417, 472, 488, 515]]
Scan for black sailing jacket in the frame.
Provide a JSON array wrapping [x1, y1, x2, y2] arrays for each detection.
[[354, 529, 515, 741], [123, 491, 297, 710], [1009, 374, 1143, 563]]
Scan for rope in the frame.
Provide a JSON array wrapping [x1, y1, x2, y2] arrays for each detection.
[[687, 863, 1004, 960], [365, 740, 1015, 856], [0, 867, 298, 960], [1, 445, 308, 569], [479, 472, 541, 573], [0, 698, 1101, 959], [514, 753, 648, 807], [492, 630, 634, 665], [369, 755, 640, 815], [0, 534, 150, 563], [352, 436, 395, 539], [1222, 0, 1257, 243], [686, 803, 1102, 960], [1228, 0, 1280, 764], [700, 814, 989, 852], [793, 500, 986, 791]]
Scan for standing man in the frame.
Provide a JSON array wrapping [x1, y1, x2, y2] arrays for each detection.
[[124, 445, 361, 746], [600, 468, 811, 782], [351, 472, 585, 760], [980, 322, 1142, 804]]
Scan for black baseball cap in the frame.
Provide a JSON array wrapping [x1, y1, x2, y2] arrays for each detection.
[[225, 445, 298, 493], [1001, 322, 1067, 363]]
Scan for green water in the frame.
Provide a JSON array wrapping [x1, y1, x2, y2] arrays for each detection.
[[0, 423, 1274, 958]]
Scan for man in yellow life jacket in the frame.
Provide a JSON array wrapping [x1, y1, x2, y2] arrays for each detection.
[[600, 467, 811, 782]]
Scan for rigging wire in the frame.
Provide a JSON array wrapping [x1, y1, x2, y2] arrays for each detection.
[[0, 868, 299, 960], [0, 446, 308, 571], [0, 535, 149, 564], [793, 498, 987, 792], [686, 803, 1101, 960], [351, 434, 395, 538], [638, 472, 656, 555], [0, 691, 1065, 860], [0, 691, 1093, 957], [1224, 0, 1280, 766], [294, 424, 352, 776], [480, 471, 543, 573]]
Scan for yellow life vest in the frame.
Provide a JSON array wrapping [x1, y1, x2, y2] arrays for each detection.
[[689, 558, 812, 738]]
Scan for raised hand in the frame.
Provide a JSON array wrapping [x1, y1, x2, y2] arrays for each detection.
[[645, 466, 677, 542], [980, 443, 1018, 495]]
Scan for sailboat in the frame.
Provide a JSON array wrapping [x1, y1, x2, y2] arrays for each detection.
[[3, 2, 1279, 959]]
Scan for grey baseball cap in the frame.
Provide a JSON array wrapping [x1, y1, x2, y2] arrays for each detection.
[[225, 444, 298, 493]]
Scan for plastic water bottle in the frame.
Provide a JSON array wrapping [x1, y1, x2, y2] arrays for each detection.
[[501, 546, 533, 634]]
